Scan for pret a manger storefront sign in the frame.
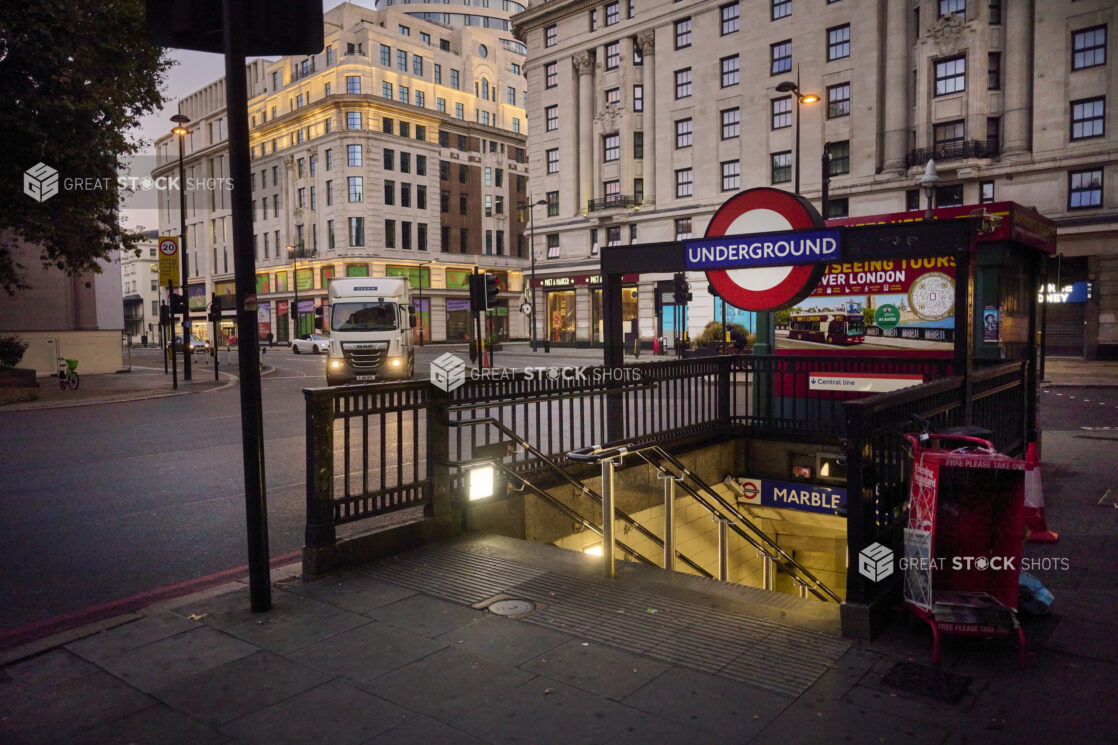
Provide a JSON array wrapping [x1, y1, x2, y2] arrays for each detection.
[[688, 189, 837, 311]]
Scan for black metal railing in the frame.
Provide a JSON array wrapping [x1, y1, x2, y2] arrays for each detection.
[[905, 139, 999, 168], [587, 194, 639, 212], [290, 60, 316, 82]]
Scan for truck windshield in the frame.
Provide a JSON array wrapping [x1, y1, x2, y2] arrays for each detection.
[[332, 302, 398, 332]]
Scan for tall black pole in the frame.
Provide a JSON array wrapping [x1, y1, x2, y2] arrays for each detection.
[[178, 132, 192, 381], [224, 0, 271, 612], [821, 141, 831, 219], [168, 280, 177, 390], [529, 198, 537, 352], [793, 96, 801, 195]]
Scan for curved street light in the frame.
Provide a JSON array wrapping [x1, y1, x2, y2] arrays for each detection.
[[171, 113, 192, 380]]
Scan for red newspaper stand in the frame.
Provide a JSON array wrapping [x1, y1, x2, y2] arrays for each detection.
[[902, 434, 1028, 668]]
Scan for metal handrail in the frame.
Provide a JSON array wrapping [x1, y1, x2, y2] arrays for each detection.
[[570, 440, 842, 602], [448, 416, 713, 578]]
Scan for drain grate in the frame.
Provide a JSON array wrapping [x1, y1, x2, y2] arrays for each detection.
[[487, 598, 536, 617], [881, 661, 972, 704]]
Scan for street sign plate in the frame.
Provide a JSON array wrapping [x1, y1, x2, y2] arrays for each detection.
[[158, 236, 180, 286], [703, 189, 828, 311]]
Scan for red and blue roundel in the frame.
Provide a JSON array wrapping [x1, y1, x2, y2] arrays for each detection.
[[703, 188, 827, 311]]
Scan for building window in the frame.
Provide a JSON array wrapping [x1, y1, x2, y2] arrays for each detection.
[[397, 50, 407, 71], [455, 103, 464, 120], [434, 63, 442, 84], [379, 45, 391, 66], [384, 148, 395, 170], [346, 144, 362, 167], [546, 105, 559, 131], [675, 118, 693, 148], [545, 62, 557, 88], [450, 69, 460, 89], [589, 8, 598, 31], [606, 41, 620, 69], [413, 55, 423, 76], [547, 148, 559, 174], [827, 24, 850, 61], [399, 86, 409, 104], [674, 218, 692, 240], [384, 180, 395, 205], [437, 97, 446, 113], [986, 117, 1000, 153], [382, 81, 393, 99], [1073, 26, 1107, 70], [346, 112, 361, 129], [547, 191, 559, 216], [721, 2, 739, 35], [385, 220, 396, 249], [906, 189, 921, 211], [772, 97, 792, 129], [722, 107, 740, 139], [826, 198, 849, 218], [721, 55, 739, 87], [721, 160, 740, 191], [633, 84, 643, 111], [633, 131, 644, 159], [604, 133, 620, 161], [934, 120, 966, 153], [771, 40, 792, 75], [675, 18, 692, 49], [936, 184, 964, 207], [828, 140, 850, 175], [1071, 98, 1105, 140], [545, 24, 557, 47], [989, 0, 1001, 24], [827, 83, 850, 118], [675, 68, 692, 98], [634, 178, 644, 203], [988, 52, 1001, 90], [348, 217, 364, 246], [547, 234, 560, 258], [771, 151, 792, 184], [675, 168, 693, 198], [606, 1, 619, 25], [980, 181, 995, 203], [939, 0, 965, 18], [935, 55, 966, 96], [346, 75, 361, 94], [772, 0, 791, 21], [606, 87, 620, 106]]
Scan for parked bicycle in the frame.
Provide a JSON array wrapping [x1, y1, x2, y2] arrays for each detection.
[[57, 357, 79, 391]]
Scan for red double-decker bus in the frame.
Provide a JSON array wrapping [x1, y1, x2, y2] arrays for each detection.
[[788, 311, 865, 345]]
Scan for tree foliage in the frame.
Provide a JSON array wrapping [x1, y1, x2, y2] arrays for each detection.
[[0, 0, 172, 295]]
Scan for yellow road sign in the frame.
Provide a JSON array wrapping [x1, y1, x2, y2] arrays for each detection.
[[158, 236, 180, 286]]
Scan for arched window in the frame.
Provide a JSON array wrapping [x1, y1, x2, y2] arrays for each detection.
[[481, 78, 489, 99]]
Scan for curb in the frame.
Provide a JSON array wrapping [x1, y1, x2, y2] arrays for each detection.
[[0, 367, 242, 413]]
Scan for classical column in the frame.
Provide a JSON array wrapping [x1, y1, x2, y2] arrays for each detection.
[[1002, 0, 1034, 155], [637, 29, 655, 205], [619, 36, 634, 198], [574, 51, 595, 214], [881, 0, 910, 173]]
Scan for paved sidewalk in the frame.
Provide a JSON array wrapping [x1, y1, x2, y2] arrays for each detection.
[[3, 450, 1115, 745], [1040, 357, 1118, 387]]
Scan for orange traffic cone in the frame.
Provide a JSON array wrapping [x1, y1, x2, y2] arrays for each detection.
[[1024, 443, 1058, 543]]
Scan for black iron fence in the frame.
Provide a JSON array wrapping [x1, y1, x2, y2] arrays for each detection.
[[304, 355, 1030, 596], [905, 139, 999, 168]]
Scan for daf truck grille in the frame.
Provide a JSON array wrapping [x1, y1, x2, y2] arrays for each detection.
[[342, 342, 388, 370]]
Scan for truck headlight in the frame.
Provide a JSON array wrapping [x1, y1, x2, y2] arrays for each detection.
[[389, 357, 402, 367], [329, 358, 343, 369]]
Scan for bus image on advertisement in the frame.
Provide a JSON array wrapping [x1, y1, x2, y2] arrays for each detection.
[[789, 302, 865, 345]]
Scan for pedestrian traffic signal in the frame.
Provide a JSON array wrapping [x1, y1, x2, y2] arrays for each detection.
[[485, 274, 500, 309], [314, 305, 325, 330], [170, 294, 186, 315], [159, 303, 170, 326]]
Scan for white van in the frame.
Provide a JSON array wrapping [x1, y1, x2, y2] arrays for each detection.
[[323, 277, 415, 385]]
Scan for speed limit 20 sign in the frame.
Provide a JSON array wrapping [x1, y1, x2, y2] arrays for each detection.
[[158, 236, 180, 286]]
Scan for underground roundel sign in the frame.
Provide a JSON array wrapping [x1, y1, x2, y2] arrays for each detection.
[[695, 188, 830, 311]]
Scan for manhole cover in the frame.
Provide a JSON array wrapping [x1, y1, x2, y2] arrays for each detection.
[[487, 599, 536, 617], [881, 661, 972, 704]]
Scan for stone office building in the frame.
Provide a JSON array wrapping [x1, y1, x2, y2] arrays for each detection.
[[514, 0, 1118, 358], [153, 2, 533, 345]]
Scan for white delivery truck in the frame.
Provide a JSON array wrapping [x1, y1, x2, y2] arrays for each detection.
[[323, 277, 415, 385]]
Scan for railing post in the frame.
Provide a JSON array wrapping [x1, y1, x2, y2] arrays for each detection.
[[844, 401, 869, 604], [717, 519, 729, 581], [601, 458, 618, 578], [761, 552, 774, 591], [304, 389, 336, 571], [427, 383, 453, 518], [662, 473, 675, 571], [718, 356, 731, 433]]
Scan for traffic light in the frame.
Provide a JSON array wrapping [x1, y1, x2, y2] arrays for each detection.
[[673, 273, 691, 304], [170, 293, 186, 314], [159, 303, 170, 326], [484, 274, 500, 309], [314, 305, 324, 330], [468, 273, 485, 313], [208, 292, 221, 322]]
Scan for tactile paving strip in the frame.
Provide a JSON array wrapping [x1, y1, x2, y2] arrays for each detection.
[[361, 544, 850, 698]]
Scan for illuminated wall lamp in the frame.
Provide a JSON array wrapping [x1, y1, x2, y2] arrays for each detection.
[[583, 544, 603, 556], [468, 464, 497, 501]]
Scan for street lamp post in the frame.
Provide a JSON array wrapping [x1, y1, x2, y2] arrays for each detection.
[[171, 113, 192, 381], [416, 259, 433, 345], [287, 243, 316, 340], [774, 81, 820, 195], [527, 196, 547, 352]]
